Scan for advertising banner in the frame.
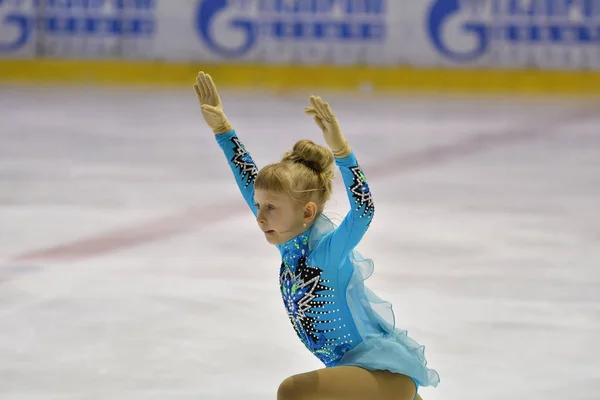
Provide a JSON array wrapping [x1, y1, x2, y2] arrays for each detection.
[[152, 0, 400, 66], [423, 0, 600, 69], [0, 0, 157, 59], [1, 0, 599, 71]]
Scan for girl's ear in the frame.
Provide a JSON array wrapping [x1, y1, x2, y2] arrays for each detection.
[[303, 202, 318, 224]]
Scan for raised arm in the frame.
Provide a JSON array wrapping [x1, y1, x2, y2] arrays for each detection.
[[214, 130, 258, 216], [194, 71, 258, 216], [305, 96, 375, 265]]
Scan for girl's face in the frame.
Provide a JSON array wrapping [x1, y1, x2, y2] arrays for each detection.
[[254, 189, 312, 245]]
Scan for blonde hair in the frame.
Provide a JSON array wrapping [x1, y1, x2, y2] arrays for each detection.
[[255, 139, 335, 213]]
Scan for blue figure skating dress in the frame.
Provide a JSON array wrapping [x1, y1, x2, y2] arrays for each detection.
[[215, 130, 440, 389]]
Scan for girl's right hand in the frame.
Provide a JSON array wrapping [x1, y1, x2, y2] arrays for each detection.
[[193, 71, 233, 134]]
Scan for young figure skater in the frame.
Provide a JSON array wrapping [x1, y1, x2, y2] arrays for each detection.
[[193, 71, 439, 400]]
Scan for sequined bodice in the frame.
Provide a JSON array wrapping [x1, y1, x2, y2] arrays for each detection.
[[278, 232, 361, 367]]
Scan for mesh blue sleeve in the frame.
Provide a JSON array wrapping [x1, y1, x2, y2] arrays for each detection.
[[215, 130, 259, 216], [313, 152, 375, 267]]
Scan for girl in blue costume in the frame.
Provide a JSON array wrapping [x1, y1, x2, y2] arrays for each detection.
[[193, 71, 439, 400]]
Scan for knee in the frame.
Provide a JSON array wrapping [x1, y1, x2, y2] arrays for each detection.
[[277, 371, 320, 400], [277, 376, 298, 400]]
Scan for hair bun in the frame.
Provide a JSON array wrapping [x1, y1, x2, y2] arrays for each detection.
[[282, 139, 335, 179], [255, 139, 336, 213]]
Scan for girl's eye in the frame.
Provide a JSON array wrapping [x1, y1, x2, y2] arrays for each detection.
[[254, 203, 275, 211]]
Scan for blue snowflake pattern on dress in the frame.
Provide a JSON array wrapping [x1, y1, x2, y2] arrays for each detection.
[[348, 165, 374, 218], [230, 137, 258, 188], [279, 232, 349, 366]]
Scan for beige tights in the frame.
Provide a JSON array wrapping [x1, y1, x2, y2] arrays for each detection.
[[277, 366, 420, 400]]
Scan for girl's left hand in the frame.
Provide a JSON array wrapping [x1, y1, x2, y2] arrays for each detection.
[[305, 96, 351, 158]]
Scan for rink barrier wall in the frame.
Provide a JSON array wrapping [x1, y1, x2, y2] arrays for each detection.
[[2, 59, 600, 95]]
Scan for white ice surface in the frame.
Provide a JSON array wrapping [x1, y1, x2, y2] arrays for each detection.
[[0, 85, 599, 399]]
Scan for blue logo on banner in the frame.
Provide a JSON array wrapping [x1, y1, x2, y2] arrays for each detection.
[[427, 0, 487, 62], [196, 0, 256, 58], [0, 0, 29, 52], [426, 0, 600, 63], [195, 0, 387, 58], [0, 0, 156, 53]]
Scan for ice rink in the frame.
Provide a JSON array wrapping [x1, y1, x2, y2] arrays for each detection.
[[0, 85, 599, 400]]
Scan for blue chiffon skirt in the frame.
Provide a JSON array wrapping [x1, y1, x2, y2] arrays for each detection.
[[309, 215, 440, 389]]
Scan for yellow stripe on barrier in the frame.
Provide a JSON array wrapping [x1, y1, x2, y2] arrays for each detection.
[[2, 58, 600, 95]]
